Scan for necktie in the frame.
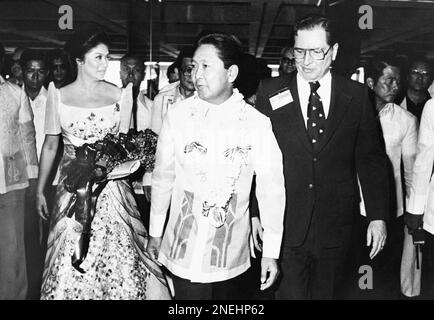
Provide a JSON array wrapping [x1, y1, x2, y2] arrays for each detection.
[[132, 89, 138, 131], [307, 81, 326, 145]]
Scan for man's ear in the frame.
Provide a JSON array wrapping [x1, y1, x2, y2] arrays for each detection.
[[366, 77, 375, 90], [227, 64, 239, 83], [331, 43, 339, 61]]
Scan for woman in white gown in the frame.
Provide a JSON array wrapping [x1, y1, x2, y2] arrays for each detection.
[[36, 29, 171, 300]]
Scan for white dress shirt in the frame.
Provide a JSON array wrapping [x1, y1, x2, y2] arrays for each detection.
[[359, 103, 418, 218], [407, 98, 434, 234], [150, 81, 187, 135], [133, 90, 153, 194], [28, 86, 48, 159], [296, 71, 332, 127], [144, 82, 190, 187]]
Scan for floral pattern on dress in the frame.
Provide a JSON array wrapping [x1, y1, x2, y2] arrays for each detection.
[[41, 192, 150, 300], [68, 111, 118, 143], [41, 97, 171, 300]]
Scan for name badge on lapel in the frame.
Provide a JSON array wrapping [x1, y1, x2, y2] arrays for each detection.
[[269, 89, 293, 110]]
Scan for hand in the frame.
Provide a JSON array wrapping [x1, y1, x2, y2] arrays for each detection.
[[143, 186, 152, 202], [404, 212, 424, 235], [260, 257, 279, 291], [366, 219, 387, 260], [146, 236, 162, 266], [251, 216, 263, 252], [36, 192, 49, 221]]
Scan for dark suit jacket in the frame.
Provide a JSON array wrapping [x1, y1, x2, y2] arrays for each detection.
[[255, 72, 389, 249]]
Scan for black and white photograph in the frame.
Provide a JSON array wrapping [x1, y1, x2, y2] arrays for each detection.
[[1, 0, 434, 308]]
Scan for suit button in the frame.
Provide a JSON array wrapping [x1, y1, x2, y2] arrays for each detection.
[[309, 184, 314, 189], [313, 158, 317, 162]]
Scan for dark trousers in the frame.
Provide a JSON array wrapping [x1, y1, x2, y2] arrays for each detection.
[[133, 193, 150, 231], [0, 189, 27, 299], [24, 187, 44, 300], [172, 272, 251, 300], [421, 231, 434, 299], [276, 211, 350, 300], [339, 215, 404, 299]]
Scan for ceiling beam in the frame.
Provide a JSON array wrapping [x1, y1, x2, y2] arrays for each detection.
[[164, 0, 318, 5], [366, 0, 434, 8], [252, 1, 281, 57], [0, 21, 64, 46], [43, 0, 178, 59], [248, 0, 264, 56], [361, 10, 434, 53]]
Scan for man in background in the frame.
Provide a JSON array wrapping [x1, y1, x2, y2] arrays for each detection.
[[150, 46, 196, 135], [400, 59, 432, 122], [0, 43, 38, 299], [20, 49, 50, 299], [8, 47, 27, 87], [119, 54, 153, 227], [278, 46, 296, 76]]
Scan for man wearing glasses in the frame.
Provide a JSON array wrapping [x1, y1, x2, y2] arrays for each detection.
[[400, 60, 432, 123], [146, 47, 196, 204], [278, 46, 296, 76], [254, 14, 389, 299], [150, 46, 196, 136]]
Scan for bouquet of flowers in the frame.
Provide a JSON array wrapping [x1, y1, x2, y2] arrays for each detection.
[[63, 128, 158, 272], [64, 128, 158, 192]]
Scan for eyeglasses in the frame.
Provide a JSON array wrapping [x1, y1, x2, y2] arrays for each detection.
[[410, 69, 431, 78], [281, 57, 295, 65], [181, 66, 194, 76], [293, 47, 332, 61]]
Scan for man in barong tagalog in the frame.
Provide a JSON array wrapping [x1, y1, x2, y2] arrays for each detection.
[[146, 33, 285, 299]]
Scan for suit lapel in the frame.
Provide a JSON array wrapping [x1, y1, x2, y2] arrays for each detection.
[[315, 74, 352, 155], [288, 75, 314, 154]]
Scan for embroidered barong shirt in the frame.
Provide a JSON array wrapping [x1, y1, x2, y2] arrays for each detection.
[[150, 91, 285, 283], [0, 82, 38, 194]]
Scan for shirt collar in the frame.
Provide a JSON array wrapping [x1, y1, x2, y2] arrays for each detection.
[[378, 102, 396, 118], [30, 86, 48, 101], [195, 89, 245, 115], [297, 70, 332, 87]]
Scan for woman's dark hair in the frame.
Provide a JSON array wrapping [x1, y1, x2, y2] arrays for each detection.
[[65, 28, 111, 62], [197, 33, 242, 69], [64, 27, 111, 81]]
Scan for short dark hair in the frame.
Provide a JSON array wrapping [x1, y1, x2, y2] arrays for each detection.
[[47, 49, 69, 64], [120, 54, 145, 70], [408, 59, 432, 75], [175, 46, 195, 69], [65, 28, 111, 62], [235, 53, 271, 98], [365, 55, 401, 84], [19, 49, 47, 69], [167, 62, 177, 76], [294, 14, 336, 46], [196, 33, 242, 69], [280, 46, 293, 58]]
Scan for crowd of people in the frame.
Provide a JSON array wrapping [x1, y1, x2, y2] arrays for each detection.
[[1, 13, 434, 300]]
